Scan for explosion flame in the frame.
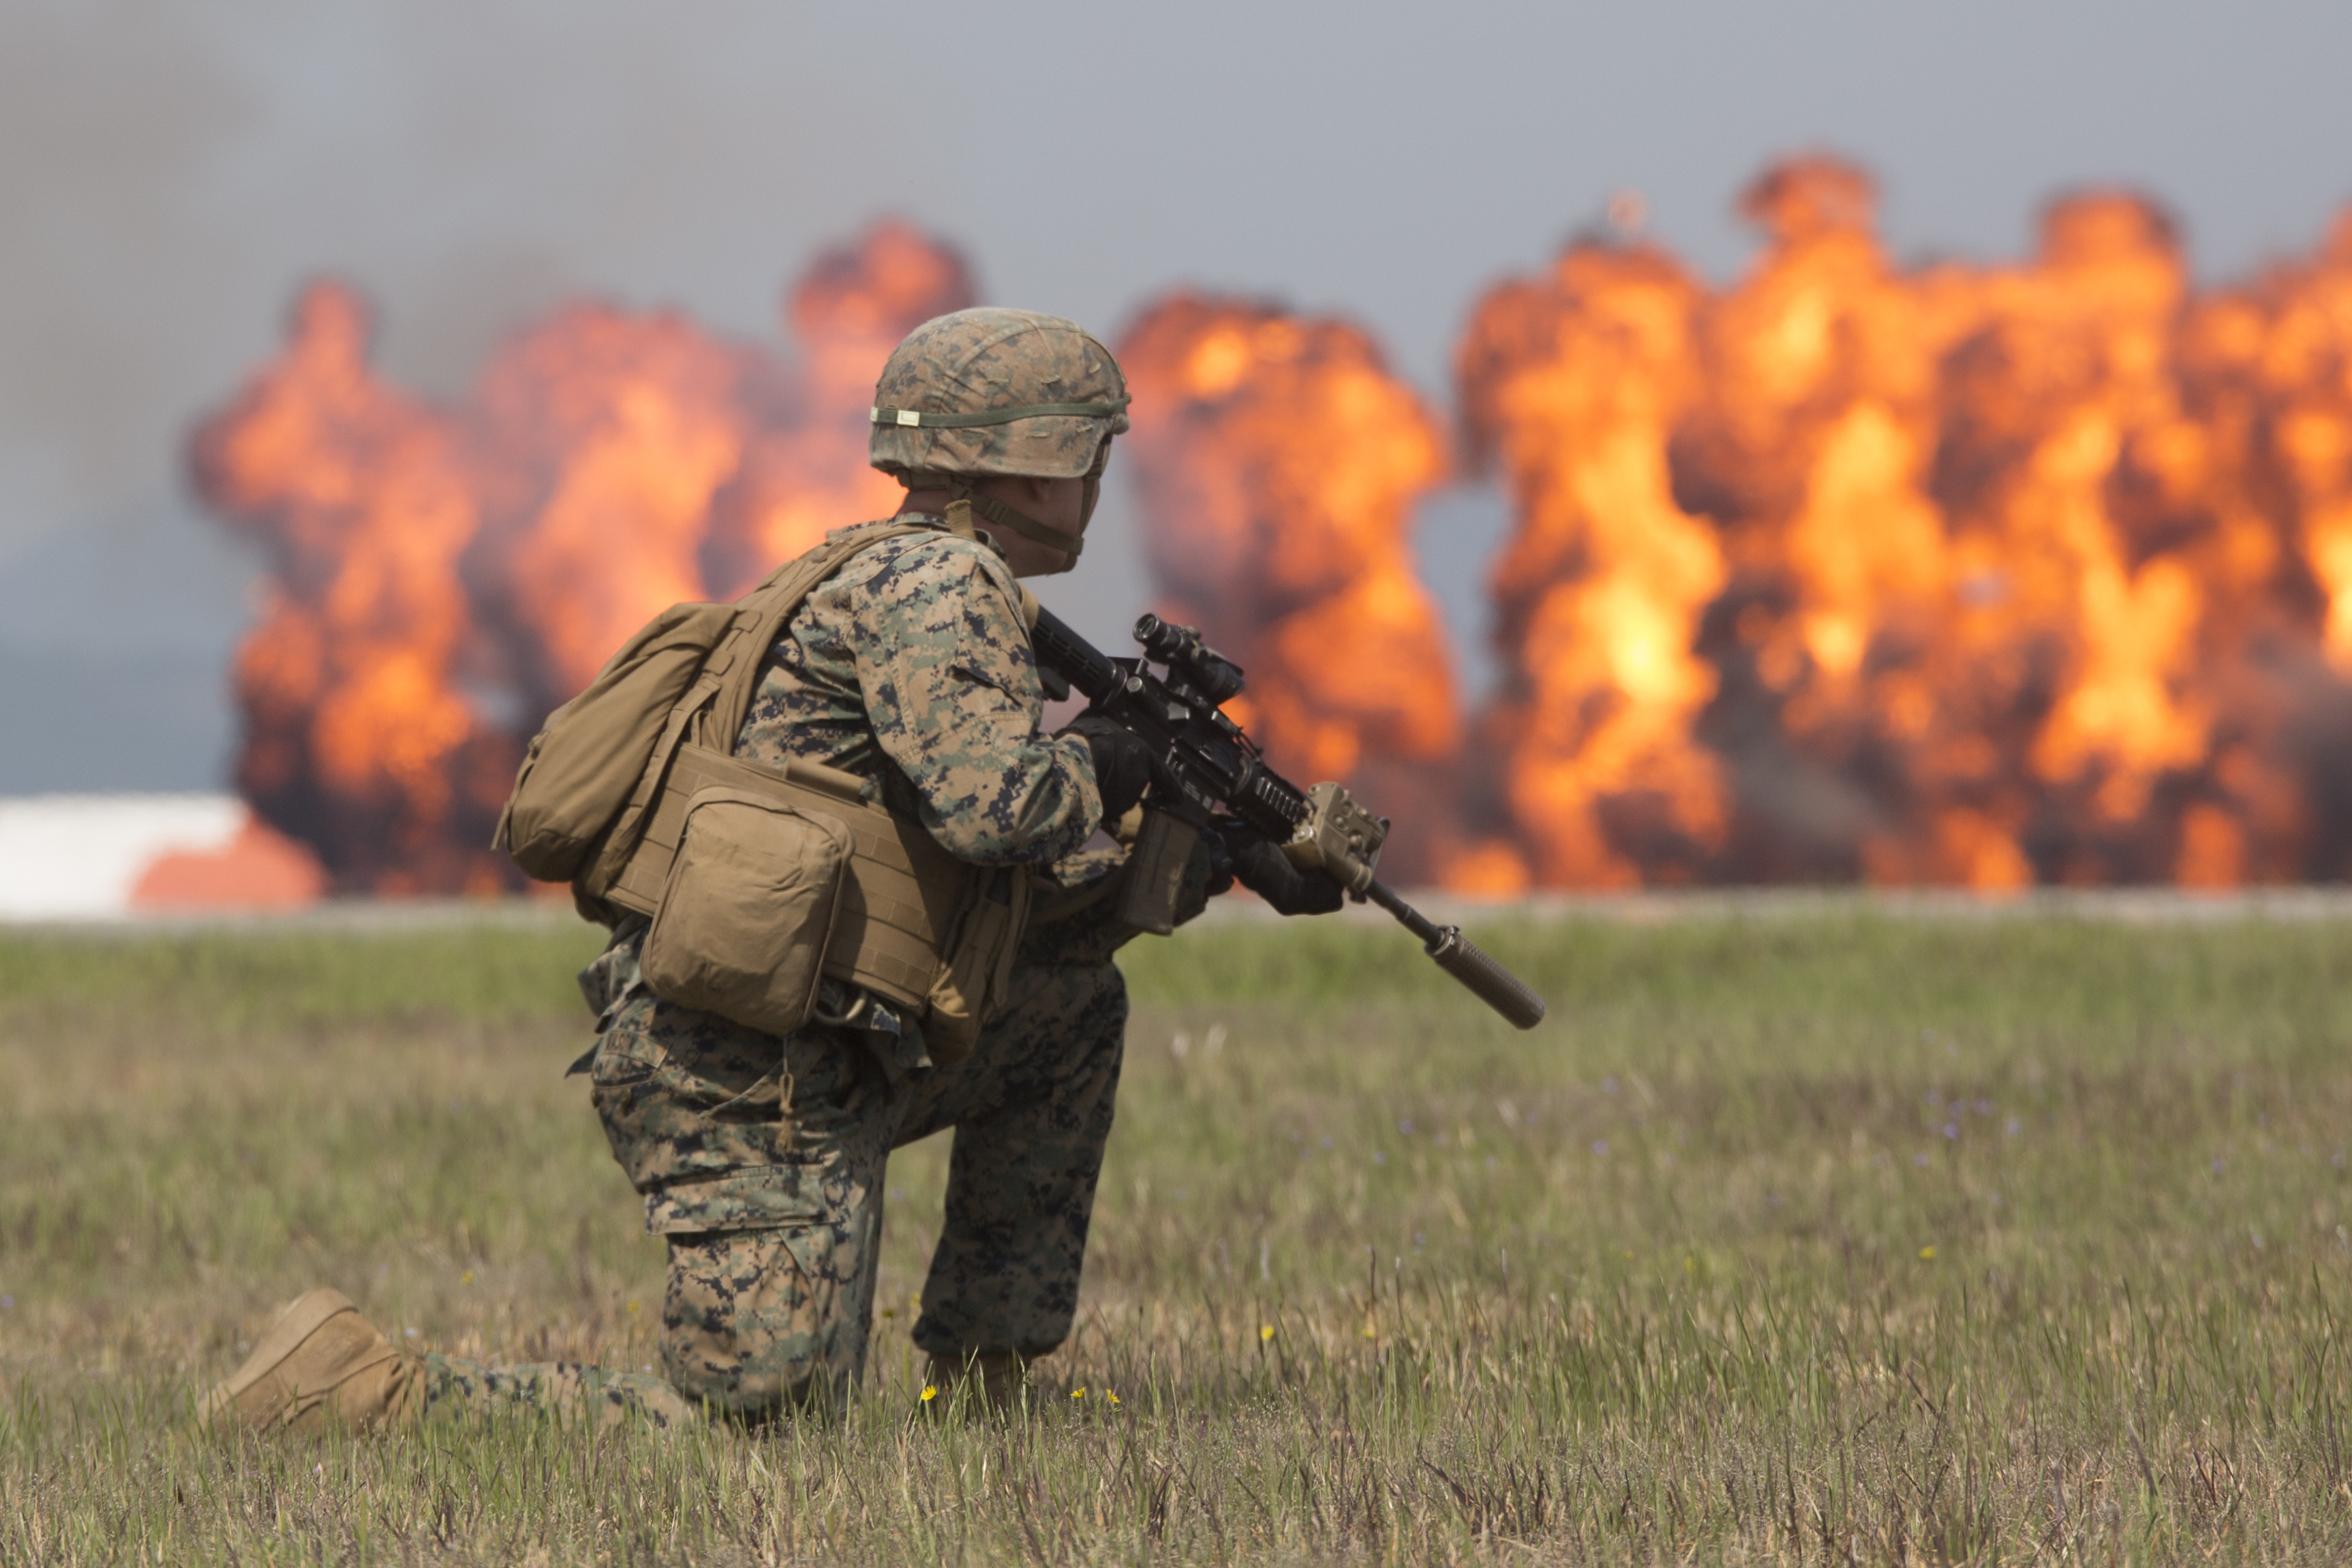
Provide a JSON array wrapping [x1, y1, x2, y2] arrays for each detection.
[[1116, 296, 1461, 878], [194, 223, 972, 892], [191, 283, 513, 893], [1455, 242, 1727, 889], [194, 166, 2352, 895], [1458, 156, 2352, 889]]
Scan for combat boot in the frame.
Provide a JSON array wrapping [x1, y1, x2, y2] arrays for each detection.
[[201, 1287, 421, 1434], [921, 1350, 1030, 1417]]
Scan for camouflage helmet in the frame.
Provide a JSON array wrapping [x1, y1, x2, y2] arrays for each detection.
[[870, 307, 1129, 562]]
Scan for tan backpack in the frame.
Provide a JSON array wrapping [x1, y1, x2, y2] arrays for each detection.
[[493, 519, 1030, 1062]]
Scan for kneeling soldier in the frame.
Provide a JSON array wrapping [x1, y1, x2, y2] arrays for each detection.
[[206, 307, 1337, 1433]]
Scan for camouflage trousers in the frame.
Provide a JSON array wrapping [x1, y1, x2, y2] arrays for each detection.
[[418, 929, 1128, 1426], [410, 1353, 696, 1428]]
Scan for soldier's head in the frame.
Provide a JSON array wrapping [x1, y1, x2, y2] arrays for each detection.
[[869, 307, 1129, 577]]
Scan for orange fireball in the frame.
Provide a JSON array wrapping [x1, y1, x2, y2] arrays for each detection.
[[194, 225, 977, 894], [197, 180, 2352, 895], [1455, 154, 2352, 889], [1458, 242, 1728, 888], [1118, 295, 1462, 878], [190, 281, 515, 894]]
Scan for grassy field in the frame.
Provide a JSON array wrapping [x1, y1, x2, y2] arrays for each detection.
[[3, 903, 2351, 1563]]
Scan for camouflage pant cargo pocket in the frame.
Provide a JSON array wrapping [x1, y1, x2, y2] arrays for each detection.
[[592, 987, 797, 1193]]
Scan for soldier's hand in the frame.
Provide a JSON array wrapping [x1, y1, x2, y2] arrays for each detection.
[[1201, 823, 1237, 899], [1058, 712, 1153, 820], [1217, 825, 1346, 917]]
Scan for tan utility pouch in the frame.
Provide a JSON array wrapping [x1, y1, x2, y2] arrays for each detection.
[[497, 519, 1043, 1056], [638, 786, 851, 1038], [611, 744, 1029, 1064]]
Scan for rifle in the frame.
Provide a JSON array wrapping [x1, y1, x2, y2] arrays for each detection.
[[1030, 606, 1546, 1030]]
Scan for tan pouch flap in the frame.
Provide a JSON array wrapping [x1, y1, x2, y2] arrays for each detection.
[[609, 744, 985, 1019], [639, 786, 851, 1039]]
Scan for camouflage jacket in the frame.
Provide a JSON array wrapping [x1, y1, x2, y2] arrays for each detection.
[[737, 515, 1101, 863], [574, 519, 1212, 1238]]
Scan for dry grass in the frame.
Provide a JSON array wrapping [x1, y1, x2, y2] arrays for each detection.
[[2, 906, 2350, 1563]]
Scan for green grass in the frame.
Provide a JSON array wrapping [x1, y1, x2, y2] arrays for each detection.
[[3, 906, 2351, 1563]]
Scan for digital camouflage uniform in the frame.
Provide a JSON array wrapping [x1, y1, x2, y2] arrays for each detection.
[[198, 309, 1212, 1438], [421, 518, 1183, 1424]]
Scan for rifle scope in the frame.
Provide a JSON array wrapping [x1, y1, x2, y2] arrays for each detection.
[[1133, 615, 1248, 707]]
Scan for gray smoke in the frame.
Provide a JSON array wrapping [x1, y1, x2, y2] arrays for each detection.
[[3, 0, 2349, 790]]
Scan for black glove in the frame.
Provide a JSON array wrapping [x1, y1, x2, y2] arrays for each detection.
[[1058, 712, 1154, 820], [1201, 823, 1237, 900], [1217, 824, 1346, 916]]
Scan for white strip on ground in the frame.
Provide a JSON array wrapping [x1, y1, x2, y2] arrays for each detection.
[[0, 794, 246, 919]]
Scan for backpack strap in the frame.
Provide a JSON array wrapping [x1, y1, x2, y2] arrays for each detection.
[[701, 519, 945, 760], [576, 519, 945, 906]]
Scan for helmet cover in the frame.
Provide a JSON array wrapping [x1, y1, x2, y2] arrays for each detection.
[[869, 307, 1129, 481]]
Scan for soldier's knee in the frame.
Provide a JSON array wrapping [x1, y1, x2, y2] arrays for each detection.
[[660, 1227, 863, 1419]]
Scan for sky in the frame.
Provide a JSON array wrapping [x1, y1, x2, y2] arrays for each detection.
[[2, 0, 2348, 791]]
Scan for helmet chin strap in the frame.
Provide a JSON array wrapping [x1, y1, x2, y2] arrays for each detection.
[[902, 455, 1108, 566], [948, 480, 1084, 559]]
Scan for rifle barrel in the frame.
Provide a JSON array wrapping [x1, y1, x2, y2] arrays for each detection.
[[1366, 880, 1548, 1030]]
